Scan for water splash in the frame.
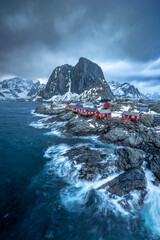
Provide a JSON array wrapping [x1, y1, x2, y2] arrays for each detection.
[[142, 166, 160, 236]]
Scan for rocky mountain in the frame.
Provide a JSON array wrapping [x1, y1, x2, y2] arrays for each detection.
[[108, 81, 146, 99], [146, 92, 160, 101], [32, 57, 114, 102], [0, 77, 45, 100]]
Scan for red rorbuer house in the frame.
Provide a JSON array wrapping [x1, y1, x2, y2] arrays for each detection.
[[103, 102, 111, 109], [80, 108, 90, 116], [87, 108, 97, 116], [122, 111, 142, 120], [95, 109, 111, 118]]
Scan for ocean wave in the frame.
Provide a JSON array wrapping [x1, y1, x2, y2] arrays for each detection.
[[142, 164, 160, 236], [43, 142, 137, 216], [31, 109, 52, 118], [30, 119, 50, 129]]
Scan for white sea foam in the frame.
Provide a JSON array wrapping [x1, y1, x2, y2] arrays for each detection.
[[61, 171, 129, 214], [31, 109, 51, 118], [142, 164, 160, 236], [44, 129, 62, 137], [44, 121, 67, 136], [30, 119, 50, 129], [43, 140, 131, 215]]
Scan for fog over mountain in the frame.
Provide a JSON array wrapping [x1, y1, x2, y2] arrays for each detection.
[[0, 0, 160, 94]]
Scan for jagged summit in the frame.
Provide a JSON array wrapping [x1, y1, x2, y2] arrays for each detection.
[[33, 57, 114, 102], [108, 81, 146, 99]]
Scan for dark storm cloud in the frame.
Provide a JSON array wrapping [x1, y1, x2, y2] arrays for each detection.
[[0, 0, 160, 91]]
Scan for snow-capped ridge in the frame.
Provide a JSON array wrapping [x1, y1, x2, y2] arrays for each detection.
[[0, 77, 45, 101], [108, 81, 146, 99]]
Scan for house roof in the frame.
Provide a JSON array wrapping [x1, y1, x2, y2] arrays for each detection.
[[88, 108, 98, 111], [81, 107, 89, 110], [123, 111, 142, 116], [100, 99, 111, 103], [99, 109, 111, 114]]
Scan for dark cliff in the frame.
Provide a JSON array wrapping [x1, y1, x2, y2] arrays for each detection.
[[34, 57, 114, 101]]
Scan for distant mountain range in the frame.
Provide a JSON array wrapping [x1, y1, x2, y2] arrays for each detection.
[[146, 92, 160, 101], [0, 61, 155, 102], [0, 77, 45, 101], [108, 81, 146, 99], [32, 57, 114, 102]]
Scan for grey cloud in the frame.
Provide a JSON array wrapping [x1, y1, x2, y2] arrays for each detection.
[[0, 0, 160, 87]]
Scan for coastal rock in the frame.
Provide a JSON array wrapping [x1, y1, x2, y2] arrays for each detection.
[[116, 147, 144, 171], [100, 168, 146, 197], [63, 115, 106, 136], [101, 128, 130, 143], [141, 114, 154, 127], [64, 146, 116, 181], [35, 104, 160, 184], [123, 134, 143, 148], [34, 104, 66, 115]]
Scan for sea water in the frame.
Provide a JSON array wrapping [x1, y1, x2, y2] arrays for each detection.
[[0, 101, 159, 240]]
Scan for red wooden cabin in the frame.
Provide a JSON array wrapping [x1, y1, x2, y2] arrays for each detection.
[[51, 104, 56, 108], [103, 102, 111, 109], [122, 111, 142, 120], [95, 110, 111, 118], [80, 108, 90, 116], [88, 108, 97, 116]]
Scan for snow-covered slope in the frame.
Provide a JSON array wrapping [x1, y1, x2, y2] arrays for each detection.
[[0, 77, 45, 100], [108, 81, 146, 99], [146, 92, 160, 101]]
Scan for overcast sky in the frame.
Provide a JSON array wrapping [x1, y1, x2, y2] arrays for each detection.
[[0, 0, 160, 93]]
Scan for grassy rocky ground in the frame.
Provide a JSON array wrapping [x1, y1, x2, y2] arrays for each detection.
[[34, 104, 160, 211]]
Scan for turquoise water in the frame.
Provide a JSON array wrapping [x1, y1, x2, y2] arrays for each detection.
[[0, 101, 159, 240]]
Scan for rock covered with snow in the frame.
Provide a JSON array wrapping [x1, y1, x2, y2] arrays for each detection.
[[149, 100, 160, 113], [109, 81, 146, 99], [32, 57, 114, 102], [0, 77, 45, 101]]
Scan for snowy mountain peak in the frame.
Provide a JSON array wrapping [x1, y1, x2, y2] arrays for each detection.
[[108, 81, 146, 99], [0, 77, 45, 101], [32, 57, 114, 102]]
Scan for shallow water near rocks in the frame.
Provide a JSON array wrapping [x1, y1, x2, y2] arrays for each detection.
[[0, 101, 160, 240]]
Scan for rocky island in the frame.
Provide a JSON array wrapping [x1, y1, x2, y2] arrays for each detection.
[[33, 57, 160, 212]]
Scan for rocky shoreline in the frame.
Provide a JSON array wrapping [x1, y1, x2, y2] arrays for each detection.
[[34, 104, 160, 211]]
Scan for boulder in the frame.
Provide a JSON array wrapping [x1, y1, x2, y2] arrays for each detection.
[[64, 146, 116, 181], [123, 134, 143, 148], [63, 115, 106, 136], [100, 168, 146, 197], [100, 128, 130, 143], [34, 104, 66, 115], [141, 114, 154, 127], [116, 147, 144, 171]]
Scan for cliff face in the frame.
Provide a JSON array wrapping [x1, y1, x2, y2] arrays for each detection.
[[34, 57, 114, 101]]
